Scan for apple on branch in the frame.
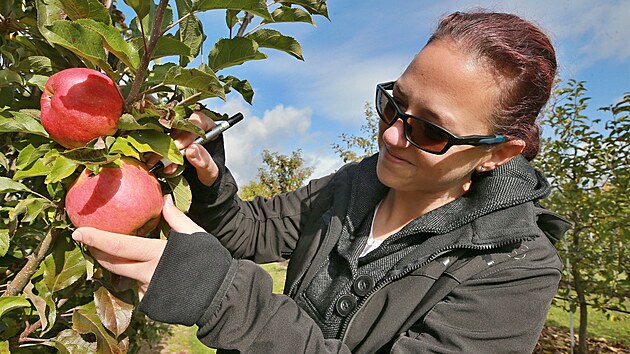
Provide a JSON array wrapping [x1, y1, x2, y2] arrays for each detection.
[[65, 158, 164, 236], [40, 68, 123, 149]]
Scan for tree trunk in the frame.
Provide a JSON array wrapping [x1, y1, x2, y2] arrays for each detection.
[[572, 266, 589, 354]]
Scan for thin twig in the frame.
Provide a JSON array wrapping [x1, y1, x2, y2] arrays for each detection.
[[236, 12, 254, 37], [161, 11, 196, 36], [125, 0, 170, 109], [176, 92, 202, 107], [1, 210, 61, 297], [139, 83, 166, 97], [245, 22, 266, 36]]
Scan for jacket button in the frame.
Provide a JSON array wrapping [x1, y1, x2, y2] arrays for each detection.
[[353, 275, 374, 296], [336, 295, 356, 316]]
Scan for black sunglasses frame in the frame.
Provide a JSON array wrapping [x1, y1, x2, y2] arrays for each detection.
[[375, 81, 507, 154]]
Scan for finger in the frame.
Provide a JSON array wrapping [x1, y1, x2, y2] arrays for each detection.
[[87, 247, 158, 285], [162, 194, 206, 234], [163, 163, 179, 175], [72, 227, 165, 262], [185, 144, 219, 186], [143, 152, 162, 169]]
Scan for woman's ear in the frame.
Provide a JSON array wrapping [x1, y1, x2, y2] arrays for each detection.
[[478, 139, 526, 171]]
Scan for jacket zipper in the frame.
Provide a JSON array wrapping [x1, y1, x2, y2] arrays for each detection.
[[339, 237, 530, 342]]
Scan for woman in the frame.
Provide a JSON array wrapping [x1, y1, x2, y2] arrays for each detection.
[[74, 11, 571, 353]]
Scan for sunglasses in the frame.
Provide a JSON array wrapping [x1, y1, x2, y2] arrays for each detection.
[[375, 81, 507, 154]]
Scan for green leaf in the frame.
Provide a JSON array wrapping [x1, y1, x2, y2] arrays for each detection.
[[0, 151, 7, 171], [72, 302, 126, 353], [172, 107, 206, 137], [36, 0, 67, 43], [117, 113, 162, 131], [9, 197, 51, 223], [44, 20, 114, 76], [248, 28, 303, 60], [16, 143, 49, 169], [0, 69, 24, 87], [166, 175, 192, 213], [61, 146, 119, 165], [0, 111, 49, 137], [163, 66, 225, 99], [59, 0, 111, 25], [14, 55, 55, 73], [94, 287, 133, 337], [45, 329, 97, 354], [42, 237, 86, 292], [151, 34, 192, 59], [109, 137, 141, 160], [208, 37, 267, 72], [225, 9, 240, 29], [0, 177, 33, 194], [221, 75, 254, 104], [279, 0, 329, 18], [27, 74, 50, 90], [194, 0, 272, 21], [265, 6, 315, 25], [13, 158, 52, 179], [0, 229, 9, 257], [75, 19, 141, 70], [0, 296, 30, 318], [130, 2, 173, 37], [46, 155, 78, 184], [176, 0, 204, 66], [124, 0, 150, 20], [127, 130, 184, 164]]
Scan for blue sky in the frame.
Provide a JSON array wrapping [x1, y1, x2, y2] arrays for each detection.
[[128, 1, 630, 184]]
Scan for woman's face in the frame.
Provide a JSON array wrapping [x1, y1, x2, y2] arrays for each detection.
[[376, 39, 503, 196]]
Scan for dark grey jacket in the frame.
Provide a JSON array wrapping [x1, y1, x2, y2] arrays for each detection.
[[139, 140, 570, 353]]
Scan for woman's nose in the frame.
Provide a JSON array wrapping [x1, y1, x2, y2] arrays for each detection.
[[381, 119, 409, 148]]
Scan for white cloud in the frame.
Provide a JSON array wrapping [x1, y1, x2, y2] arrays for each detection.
[[455, 0, 630, 69], [206, 99, 314, 184]]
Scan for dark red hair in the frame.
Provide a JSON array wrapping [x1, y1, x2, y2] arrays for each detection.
[[428, 11, 557, 160]]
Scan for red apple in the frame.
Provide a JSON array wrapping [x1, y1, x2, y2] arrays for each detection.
[[65, 158, 163, 236], [41, 68, 123, 149]]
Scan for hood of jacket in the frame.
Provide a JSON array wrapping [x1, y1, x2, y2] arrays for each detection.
[[342, 154, 569, 249]]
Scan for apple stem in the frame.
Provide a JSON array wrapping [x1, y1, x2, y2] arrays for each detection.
[[124, 0, 170, 110]]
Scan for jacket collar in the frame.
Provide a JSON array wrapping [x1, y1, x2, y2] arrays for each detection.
[[338, 154, 564, 246]]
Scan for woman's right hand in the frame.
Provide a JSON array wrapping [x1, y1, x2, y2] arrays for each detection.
[[147, 111, 220, 187]]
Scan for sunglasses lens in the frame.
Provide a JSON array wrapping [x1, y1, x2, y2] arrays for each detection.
[[376, 88, 398, 125], [405, 117, 449, 153]]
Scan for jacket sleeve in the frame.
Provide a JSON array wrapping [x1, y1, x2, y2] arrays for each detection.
[[182, 136, 335, 263], [138, 230, 352, 353], [389, 265, 561, 353]]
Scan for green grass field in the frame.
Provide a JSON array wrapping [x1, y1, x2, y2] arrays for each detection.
[[151, 263, 628, 353]]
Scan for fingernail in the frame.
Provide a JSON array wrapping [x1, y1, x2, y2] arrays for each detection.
[[190, 145, 200, 159], [72, 230, 83, 242], [164, 194, 174, 205]]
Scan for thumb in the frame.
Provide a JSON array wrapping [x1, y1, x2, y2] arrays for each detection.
[[162, 195, 206, 234], [186, 144, 219, 187]]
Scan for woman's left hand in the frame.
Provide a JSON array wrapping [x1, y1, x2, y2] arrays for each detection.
[[72, 194, 206, 299]]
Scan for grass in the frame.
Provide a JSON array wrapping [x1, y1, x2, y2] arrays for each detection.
[[546, 299, 629, 344], [154, 263, 628, 353]]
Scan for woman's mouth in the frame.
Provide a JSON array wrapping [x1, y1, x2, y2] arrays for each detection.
[[382, 146, 413, 165]]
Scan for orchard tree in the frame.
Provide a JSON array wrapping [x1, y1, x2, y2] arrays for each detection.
[[240, 149, 313, 200], [0, 0, 328, 352], [535, 80, 629, 354], [332, 102, 379, 163]]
